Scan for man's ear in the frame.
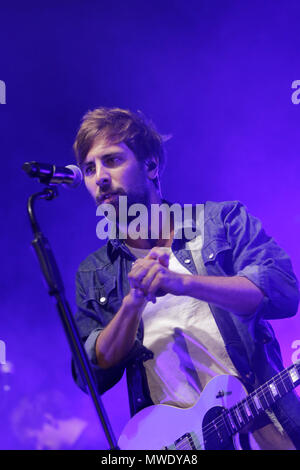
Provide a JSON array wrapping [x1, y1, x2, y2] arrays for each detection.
[[145, 158, 159, 179]]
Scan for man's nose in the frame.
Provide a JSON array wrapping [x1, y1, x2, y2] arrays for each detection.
[[95, 164, 111, 188]]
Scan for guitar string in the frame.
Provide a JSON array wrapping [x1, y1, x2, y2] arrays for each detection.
[[170, 366, 299, 450], [155, 365, 299, 450], [175, 367, 299, 449], [198, 369, 297, 439]]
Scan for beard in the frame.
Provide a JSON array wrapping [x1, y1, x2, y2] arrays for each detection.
[[96, 185, 150, 212], [96, 182, 153, 240]]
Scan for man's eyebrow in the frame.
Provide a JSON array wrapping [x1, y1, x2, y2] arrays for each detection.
[[83, 150, 125, 165], [101, 151, 125, 159]]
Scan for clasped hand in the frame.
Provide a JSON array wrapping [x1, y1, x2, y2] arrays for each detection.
[[128, 247, 186, 303]]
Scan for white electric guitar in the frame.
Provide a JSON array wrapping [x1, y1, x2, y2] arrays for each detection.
[[118, 362, 300, 450]]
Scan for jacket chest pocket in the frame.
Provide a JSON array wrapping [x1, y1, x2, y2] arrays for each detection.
[[202, 239, 234, 275], [84, 276, 120, 319]]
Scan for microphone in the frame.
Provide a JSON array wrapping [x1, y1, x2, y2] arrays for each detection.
[[22, 161, 83, 188]]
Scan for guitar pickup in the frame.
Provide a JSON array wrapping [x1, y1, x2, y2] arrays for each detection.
[[174, 433, 197, 450]]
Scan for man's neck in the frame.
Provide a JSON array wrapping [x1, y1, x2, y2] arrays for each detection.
[[123, 196, 174, 250], [125, 232, 174, 250]]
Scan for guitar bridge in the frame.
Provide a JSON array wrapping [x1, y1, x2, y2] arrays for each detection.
[[216, 389, 232, 399]]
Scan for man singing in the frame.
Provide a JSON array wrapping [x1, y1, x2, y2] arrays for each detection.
[[72, 107, 300, 450]]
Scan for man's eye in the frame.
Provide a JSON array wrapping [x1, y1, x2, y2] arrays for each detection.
[[105, 156, 121, 166], [84, 165, 95, 176]]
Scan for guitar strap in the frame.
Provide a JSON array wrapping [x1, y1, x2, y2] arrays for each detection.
[[189, 203, 256, 390], [207, 305, 256, 389]]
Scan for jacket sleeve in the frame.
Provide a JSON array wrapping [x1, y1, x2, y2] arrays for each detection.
[[72, 268, 146, 395], [223, 201, 299, 320]]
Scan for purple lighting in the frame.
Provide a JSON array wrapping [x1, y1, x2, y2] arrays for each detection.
[[1, 0, 300, 450]]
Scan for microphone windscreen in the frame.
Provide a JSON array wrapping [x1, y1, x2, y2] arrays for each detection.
[[64, 164, 83, 188]]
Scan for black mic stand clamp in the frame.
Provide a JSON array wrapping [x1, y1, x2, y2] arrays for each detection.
[[26, 185, 119, 450]]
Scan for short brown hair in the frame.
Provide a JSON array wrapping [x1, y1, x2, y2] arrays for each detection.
[[73, 107, 168, 180]]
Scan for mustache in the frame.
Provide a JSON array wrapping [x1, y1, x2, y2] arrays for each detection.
[[96, 189, 126, 206]]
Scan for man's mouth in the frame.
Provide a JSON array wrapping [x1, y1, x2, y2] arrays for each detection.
[[98, 191, 122, 205]]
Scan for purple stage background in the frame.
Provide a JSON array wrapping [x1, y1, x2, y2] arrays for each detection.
[[0, 0, 299, 450]]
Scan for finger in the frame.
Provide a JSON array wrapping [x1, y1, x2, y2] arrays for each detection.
[[146, 247, 169, 261], [128, 259, 156, 287], [147, 269, 168, 298], [128, 275, 140, 290], [128, 287, 148, 307], [129, 262, 145, 287], [158, 252, 170, 268], [139, 264, 164, 302], [145, 248, 170, 270], [146, 248, 160, 260]]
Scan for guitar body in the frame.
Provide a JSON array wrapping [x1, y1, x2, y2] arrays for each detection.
[[118, 374, 248, 450]]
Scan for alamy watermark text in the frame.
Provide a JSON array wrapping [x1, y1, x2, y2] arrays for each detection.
[[0, 340, 6, 364], [291, 80, 300, 104], [96, 198, 202, 242], [0, 80, 6, 104]]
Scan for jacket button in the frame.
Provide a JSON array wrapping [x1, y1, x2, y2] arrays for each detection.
[[208, 253, 214, 259], [99, 296, 107, 304], [184, 258, 191, 264]]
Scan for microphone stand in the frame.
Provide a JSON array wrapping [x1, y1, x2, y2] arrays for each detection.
[[26, 185, 119, 450]]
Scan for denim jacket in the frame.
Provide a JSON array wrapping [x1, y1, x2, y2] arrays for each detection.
[[72, 200, 300, 448]]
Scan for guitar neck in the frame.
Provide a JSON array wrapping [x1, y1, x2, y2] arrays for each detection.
[[224, 362, 300, 435]]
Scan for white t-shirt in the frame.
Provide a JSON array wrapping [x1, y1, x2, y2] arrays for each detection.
[[127, 241, 238, 408]]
